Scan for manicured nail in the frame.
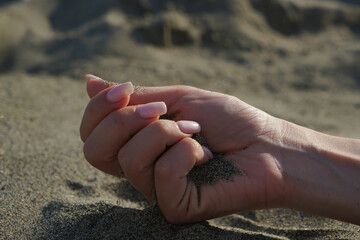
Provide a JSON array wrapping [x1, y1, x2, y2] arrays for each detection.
[[85, 74, 103, 81], [177, 120, 201, 134], [202, 146, 213, 159], [107, 82, 134, 103], [137, 102, 167, 119]]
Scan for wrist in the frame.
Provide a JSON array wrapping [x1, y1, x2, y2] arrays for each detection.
[[275, 119, 360, 224]]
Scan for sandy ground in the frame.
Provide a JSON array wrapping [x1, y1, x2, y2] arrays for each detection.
[[1, 0, 360, 239]]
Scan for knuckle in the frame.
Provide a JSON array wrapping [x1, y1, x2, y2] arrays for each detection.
[[84, 141, 116, 166], [181, 138, 202, 160], [150, 120, 176, 136], [118, 150, 128, 171], [118, 150, 140, 178], [177, 85, 195, 93], [154, 159, 171, 181], [83, 141, 95, 164], [183, 137, 200, 152], [110, 107, 136, 130], [111, 110, 127, 129], [155, 138, 200, 181]]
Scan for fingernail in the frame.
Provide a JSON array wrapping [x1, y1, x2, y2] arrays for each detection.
[[177, 120, 201, 134], [137, 102, 167, 119], [202, 146, 213, 159], [85, 74, 103, 81], [107, 82, 134, 103]]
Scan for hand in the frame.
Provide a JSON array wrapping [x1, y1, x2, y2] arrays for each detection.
[[80, 76, 287, 224]]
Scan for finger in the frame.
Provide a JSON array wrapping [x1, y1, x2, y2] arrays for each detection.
[[80, 81, 134, 142], [118, 120, 202, 201], [195, 146, 213, 166], [154, 137, 206, 223], [85, 74, 117, 98], [83, 102, 167, 176], [129, 85, 202, 117]]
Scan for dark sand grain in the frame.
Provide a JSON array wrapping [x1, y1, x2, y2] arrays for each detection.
[[188, 133, 243, 201]]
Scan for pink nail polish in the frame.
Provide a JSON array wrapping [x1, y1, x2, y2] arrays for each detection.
[[202, 146, 213, 159], [107, 82, 134, 103], [137, 102, 167, 119], [177, 120, 201, 134], [85, 74, 103, 81]]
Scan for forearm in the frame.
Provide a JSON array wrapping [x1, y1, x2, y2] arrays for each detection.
[[276, 119, 360, 224]]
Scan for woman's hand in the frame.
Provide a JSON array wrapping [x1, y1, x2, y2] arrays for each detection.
[[80, 76, 287, 223]]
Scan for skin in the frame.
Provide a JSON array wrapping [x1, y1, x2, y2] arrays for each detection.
[[80, 78, 360, 225]]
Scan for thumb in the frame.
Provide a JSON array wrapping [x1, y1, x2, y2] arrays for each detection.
[[85, 74, 117, 98]]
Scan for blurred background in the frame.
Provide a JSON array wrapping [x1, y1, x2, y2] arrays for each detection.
[[1, 0, 359, 136]]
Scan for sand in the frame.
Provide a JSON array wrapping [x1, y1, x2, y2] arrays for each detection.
[[188, 133, 243, 190], [1, 0, 360, 239]]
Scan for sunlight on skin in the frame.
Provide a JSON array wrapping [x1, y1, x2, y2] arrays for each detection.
[[81, 75, 360, 225]]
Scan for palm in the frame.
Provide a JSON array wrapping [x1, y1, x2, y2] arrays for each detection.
[[157, 87, 285, 221]]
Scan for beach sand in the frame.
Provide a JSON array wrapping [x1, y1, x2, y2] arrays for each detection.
[[1, 0, 360, 239]]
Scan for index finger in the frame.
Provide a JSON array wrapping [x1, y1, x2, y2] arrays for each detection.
[[85, 74, 117, 98], [80, 81, 134, 142]]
